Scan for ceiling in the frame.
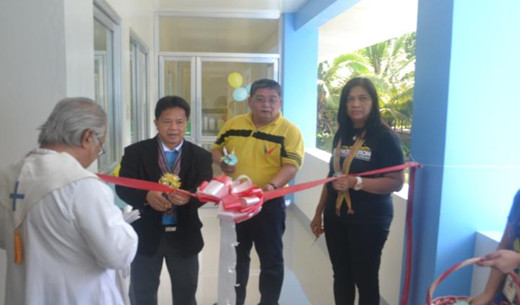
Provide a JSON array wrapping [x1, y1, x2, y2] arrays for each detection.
[[156, 0, 309, 13], [318, 0, 418, 62], [155, 0, 418, 63]]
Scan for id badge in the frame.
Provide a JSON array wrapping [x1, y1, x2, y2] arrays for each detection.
[[502, 274, 518, 304], [162, 207, 178, 226]]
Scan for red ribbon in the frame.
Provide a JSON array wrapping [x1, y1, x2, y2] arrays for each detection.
[[265, 162, 421, 201], [98, 162, 420, 215], [99, 162, 420, 222], [97, 173, 194, 196], [99, 161, 421, 302], [98, 174, 172, 193]]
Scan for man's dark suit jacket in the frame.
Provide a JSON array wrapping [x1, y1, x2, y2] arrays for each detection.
[[116, 136, 213, 257]]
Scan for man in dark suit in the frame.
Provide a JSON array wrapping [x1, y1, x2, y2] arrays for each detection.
[[116, 96, 212, 305]]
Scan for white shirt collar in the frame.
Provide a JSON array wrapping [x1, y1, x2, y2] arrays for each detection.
[[161, 140, 183, 153]]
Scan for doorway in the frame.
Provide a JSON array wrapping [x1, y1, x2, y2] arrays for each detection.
[[159, 55, 278, 149]]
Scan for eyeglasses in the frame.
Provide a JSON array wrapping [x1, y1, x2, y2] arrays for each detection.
[[94, 135, 106, 157], [252, 96, 280, 105], [98, 142, 106, 157]]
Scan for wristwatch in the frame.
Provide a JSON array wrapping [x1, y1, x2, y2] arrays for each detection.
[[267, 182, 277, 190], [353, 176, 363, 191]]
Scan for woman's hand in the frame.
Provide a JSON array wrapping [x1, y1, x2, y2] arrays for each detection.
[[310, 214, 324, 238], [331, 176, 353, 192], [477, 250, 520, 274]]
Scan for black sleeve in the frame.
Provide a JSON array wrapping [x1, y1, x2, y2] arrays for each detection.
[[116, 145, 149, 210], [185, 149, 213, 210], [376, 129, 405, 169]]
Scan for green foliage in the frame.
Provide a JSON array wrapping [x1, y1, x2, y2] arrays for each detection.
[[316, 32, 416, 155]]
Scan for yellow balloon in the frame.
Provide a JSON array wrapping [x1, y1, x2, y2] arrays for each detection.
[[227, 72, 243, 88]]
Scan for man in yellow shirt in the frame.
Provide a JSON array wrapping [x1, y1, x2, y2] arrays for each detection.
[[212, 79, 304, 305]]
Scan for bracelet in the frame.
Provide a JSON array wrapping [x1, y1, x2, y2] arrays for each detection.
[[268, 182, 277, 189], [353, 176, 363, 191]]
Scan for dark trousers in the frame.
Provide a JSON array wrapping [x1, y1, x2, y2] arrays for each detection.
[[324, 216, 389, 305], [129, 234, 199, 305], [235, 197, 286, 305]]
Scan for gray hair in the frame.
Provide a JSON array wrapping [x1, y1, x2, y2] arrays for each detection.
[[38, 97, 107, 146]]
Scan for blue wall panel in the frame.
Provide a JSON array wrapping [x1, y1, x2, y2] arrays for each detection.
[[282, 13, 319, 148]]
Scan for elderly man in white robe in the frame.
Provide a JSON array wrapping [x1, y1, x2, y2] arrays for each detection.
[[0, 98, 138, 305]]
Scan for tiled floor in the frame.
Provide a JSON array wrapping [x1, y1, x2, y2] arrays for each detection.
[[156, 204, 335, 305]]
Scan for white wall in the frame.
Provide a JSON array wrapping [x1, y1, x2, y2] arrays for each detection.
[[0, 0, 67, 167], [0, 1, 95, 304], [293, 149, 407, 305], [0, 0, 98, 167], [293, 148, 331, 220], [64, 0, 95, 97], [381, 188, 407, 305], [0, 1, 157, 304]]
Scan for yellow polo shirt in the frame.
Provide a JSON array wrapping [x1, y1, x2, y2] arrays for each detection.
[[212, 113, 304, 187]]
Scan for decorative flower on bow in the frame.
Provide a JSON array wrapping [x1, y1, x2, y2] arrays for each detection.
[[197, 175, 263, 223], [159, 173, 181, 189]]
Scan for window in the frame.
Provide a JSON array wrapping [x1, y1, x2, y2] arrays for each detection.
[[130, 35, 150, 142], [157, 13, 280, 150], [93, 2, 122, 172]]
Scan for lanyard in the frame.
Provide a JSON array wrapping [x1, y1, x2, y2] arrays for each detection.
[[333, 131, 365, 215]]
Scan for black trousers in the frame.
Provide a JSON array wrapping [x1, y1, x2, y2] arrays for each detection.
[[235, 197, 286, 305], [129, 234, 199, 305], [324, 216, 389, 305]]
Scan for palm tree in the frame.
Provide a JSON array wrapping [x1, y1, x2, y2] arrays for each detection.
[[357, 34, 415, 127], [316, 32, 416, 152], [317, 54, 372, 150]]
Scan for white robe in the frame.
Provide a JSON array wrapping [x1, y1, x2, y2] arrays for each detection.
[[0, 149, 138, 305]]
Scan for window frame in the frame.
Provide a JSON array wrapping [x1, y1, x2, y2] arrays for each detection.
[[93, 1, 122, 172], [130, 31, 150, 142]]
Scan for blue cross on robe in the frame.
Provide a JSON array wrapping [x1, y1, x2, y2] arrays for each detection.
[[10, 181, 25, 211]]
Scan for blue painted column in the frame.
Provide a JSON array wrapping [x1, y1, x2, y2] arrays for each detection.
[[407, 0, 520, 304], [281, 13, 319, 148], [282, 0, 360, 148]]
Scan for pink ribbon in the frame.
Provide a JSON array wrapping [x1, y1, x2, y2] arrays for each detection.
[[196, 175, 232, 203], [197, 175, 264, 223]]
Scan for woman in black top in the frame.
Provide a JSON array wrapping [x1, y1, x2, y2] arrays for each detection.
[[311, 77, 405, 305]]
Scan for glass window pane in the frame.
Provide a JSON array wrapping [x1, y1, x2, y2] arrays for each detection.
[[94, 18, 115, 170], [159, 16, 279, 53], [200, 61, 274, 137], [129, 42, 137, 142], [159, 56, 277, 150], [163, 60, 192, 137], [130, 40, 150, 143], [137, 49, 149, 140]]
